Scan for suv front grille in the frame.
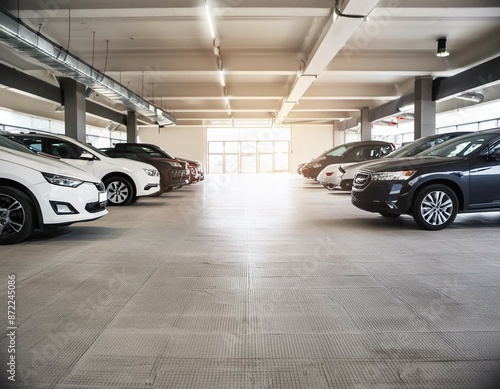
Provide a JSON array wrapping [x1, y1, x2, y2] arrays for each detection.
[[353, 169, 371, 189]]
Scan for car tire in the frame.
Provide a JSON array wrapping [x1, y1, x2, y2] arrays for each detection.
[[340, 180, 353, 191], [0, 186, 35, 245], [104, 176, 134, 206], [164, 186, 173, 193], [412, 184, 458, 230], [322, 183, 335, 191], [379, 211, 401, 218]]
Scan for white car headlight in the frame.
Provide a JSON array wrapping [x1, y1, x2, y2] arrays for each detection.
[[42, 173, 84, 187], [143, 168, 159, 177], [372, 170, 416, 181]]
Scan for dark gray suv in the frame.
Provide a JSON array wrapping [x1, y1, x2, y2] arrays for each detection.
[[352, 130, 500, 230]]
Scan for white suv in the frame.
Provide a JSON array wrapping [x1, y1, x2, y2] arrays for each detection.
[[0, 135, 108, 244], [9, 132, 161, 205]]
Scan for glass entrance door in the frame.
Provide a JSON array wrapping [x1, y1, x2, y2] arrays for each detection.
[[208, 140, 290, 173]]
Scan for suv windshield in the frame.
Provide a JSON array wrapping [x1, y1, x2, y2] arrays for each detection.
[[325, 144, 354, 157], [421, 133, 498, 158], [85, 142, 110, 158], [116, 144, 175, 159], [389, 136, 449, 158]]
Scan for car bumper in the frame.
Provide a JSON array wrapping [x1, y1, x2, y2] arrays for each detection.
[[159, 167, 190, 190], [351, 180, 411, 214], [302, 166, 322, 179], [32, 181, 108, 225], [133, 171, 161, 197]]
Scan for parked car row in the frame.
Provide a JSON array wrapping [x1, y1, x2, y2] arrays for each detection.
[[0, 130, 204, 244], [101, 143, 204, 195], [300, 130, 500, 230], [299, 140, 395, 183]]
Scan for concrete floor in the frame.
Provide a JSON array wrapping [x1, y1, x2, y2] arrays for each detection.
[[1, 173, 500, 389]]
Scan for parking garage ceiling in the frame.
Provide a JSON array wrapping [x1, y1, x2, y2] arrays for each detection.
[[1, 0, 500, 127]]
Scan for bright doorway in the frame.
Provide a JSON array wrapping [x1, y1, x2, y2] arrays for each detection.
[[207, 127, 291, 174]]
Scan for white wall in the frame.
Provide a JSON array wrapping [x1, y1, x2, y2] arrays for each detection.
[[137, 125, 207, 164], [291, 124, 336, 169]]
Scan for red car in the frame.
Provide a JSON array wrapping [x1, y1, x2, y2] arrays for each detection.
[[177, 157, 205, 184]]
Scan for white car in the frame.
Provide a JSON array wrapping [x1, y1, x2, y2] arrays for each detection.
[[9, 132, 161, 205], [316, 163, 346, 190], [0, 135, 108, 244]]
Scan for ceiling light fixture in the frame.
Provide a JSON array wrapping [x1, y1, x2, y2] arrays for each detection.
[[455, 92, 484, 103], [436, 37, 449, 57], [204, 3, 216, 39], [397, 104, 414, 113], [219, 70, 225, 87]]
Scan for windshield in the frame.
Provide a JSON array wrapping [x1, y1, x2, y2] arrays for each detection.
[[85, 142, 110, 157], [420, 133, 498, 158], [136, 145, 170, 158], [0, 135, 36, 155], [325, 144, 355, 157], [389, 136, 449, 158]]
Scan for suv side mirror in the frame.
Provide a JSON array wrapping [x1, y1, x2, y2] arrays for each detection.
[[80, 152, 95, 161]]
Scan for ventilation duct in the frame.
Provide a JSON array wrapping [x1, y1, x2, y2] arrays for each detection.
[[0, 8, 175, 126]]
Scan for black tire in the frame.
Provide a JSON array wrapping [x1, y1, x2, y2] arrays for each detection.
[[322, 183, 335, 191], [104, 176, 134, 206], [379, 211, 401, 218], [340, 179, 353, 191], [164, 186, 173, 193], [412, 184, 458, 230], [0, 186, 35, 245]]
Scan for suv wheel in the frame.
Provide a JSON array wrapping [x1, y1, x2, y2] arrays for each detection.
[[0, 187, 35, 244], [104, 177, 133, 206], [322, 183, 335, 191], [412, 184, 458, 230]]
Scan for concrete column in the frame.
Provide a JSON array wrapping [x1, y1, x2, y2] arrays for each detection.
[[60, 78, 86, 142], [414, 76, 436, 138], [360, 107, 371, 140], [333, 121, 343, 146], [126, 111, 138, 143]]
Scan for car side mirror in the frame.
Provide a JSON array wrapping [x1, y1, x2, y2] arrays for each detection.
[[80, 152, 95, 161]]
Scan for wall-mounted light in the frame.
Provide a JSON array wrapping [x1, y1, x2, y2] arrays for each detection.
[[436, 37, 449, 57]]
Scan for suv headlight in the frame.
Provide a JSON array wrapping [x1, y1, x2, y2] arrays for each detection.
[[372, 170, 416, 181], [311, 163, 323, 168], [42, 173, 83, 187], [143, 168, 160, 177]]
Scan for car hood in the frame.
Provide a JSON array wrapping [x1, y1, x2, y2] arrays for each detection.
[[319, 163, 342, 174], [360, 156, 463, 172], [341, 157, 392, 172], [177, 157, 201, 165], [104, 155, 158, 172], [0, 146, 102, 183]]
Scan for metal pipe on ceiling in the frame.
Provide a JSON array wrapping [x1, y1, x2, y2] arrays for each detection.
[[0, 8, 175, 126]]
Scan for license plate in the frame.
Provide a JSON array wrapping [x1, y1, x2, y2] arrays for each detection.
[[98, 191, 107, 203]]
